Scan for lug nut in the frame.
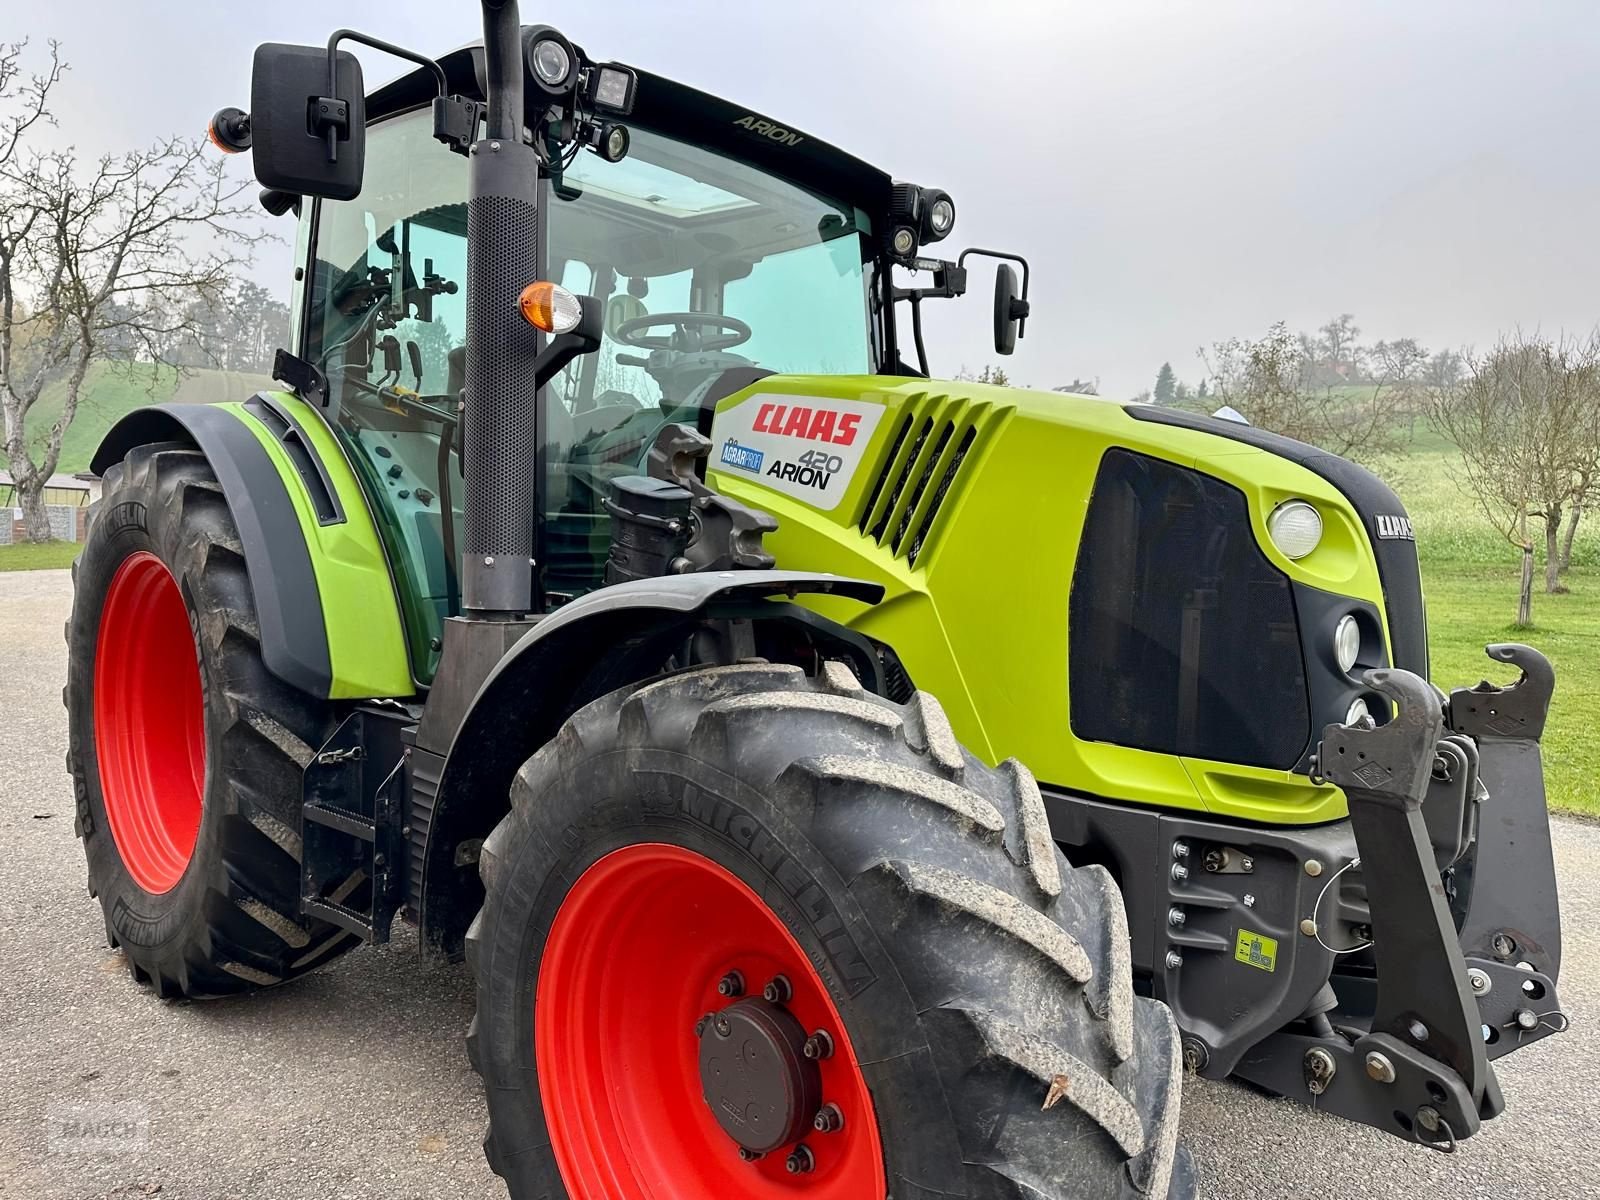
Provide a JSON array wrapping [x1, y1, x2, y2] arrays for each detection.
[[785, 1144, 815, 1174], [803, 1030, 835, 1060], [763, 975, 792, 1004], [716, 971, 745, 998], [813, 1103, 844, 1133]]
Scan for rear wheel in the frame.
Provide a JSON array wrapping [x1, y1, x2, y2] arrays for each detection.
[[65, 442, 359, 997], [468, 662, 1194, 1198]]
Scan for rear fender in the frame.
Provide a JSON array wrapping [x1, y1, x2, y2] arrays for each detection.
[[92, 395, 412, 700], [413, 571, 885, 957]]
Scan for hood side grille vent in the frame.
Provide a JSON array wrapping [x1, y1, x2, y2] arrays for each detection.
[[856, 393, 999, 569]]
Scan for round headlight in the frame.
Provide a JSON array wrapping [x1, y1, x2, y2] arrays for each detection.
[[1267, 500, 1323, 560], [601, 123, 630, 163], [1345, 697, 1372, 728], [891, 226, 917, 257], [531, 37, 573, 87], [1334, 614, 1361, 673], [930, 196, 955, 237]]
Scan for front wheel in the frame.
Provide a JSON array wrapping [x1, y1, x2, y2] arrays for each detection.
[[467, 662, 1194, 1198], [65, 442, 358, 997]]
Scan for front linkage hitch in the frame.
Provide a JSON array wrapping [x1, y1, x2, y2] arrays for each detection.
[[1448, 643, 1564, 1032], [1234, 664, 1564, 1151]]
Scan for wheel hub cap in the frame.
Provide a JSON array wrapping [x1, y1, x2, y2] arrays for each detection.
[[697, 997, 821, 1156]]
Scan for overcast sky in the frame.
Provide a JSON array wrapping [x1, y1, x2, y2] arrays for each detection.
[[12, 1, 1600, 397]]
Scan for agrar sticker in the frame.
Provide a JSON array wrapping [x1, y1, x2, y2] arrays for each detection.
[[710, 394, 885, 512]]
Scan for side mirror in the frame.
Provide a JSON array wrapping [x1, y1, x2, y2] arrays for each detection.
[[993, 263, 1030, 356], [249, 43, 366, 201]]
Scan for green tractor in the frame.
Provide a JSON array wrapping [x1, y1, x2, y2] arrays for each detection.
[[66, 3, 1565, 1196]]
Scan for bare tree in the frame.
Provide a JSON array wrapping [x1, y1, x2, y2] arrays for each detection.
[[1557, 462, 1595, 574], [0, 40, 265, 542], [1314, 313, 1361, 385], [1203, 319, 1424, 462], [1557, 379, 1600, 574], [1427, 331, 1600, 623]]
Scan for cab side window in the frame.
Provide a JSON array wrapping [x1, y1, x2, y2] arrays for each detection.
[[304, 110, 469, 681]]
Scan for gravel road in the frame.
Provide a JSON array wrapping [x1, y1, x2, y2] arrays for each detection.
[[2, 568, 1593, 1199]]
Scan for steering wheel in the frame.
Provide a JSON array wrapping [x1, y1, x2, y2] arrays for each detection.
[[614, 312, 752, 353]]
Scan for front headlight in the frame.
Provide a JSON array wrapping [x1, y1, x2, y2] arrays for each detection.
[[1267, 500, 1323, 560], [1334, 614, 1361, 673]]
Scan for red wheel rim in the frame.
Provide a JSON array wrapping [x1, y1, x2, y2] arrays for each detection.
[[93, 551, 205, 895], [536, 843, 885, 1198]]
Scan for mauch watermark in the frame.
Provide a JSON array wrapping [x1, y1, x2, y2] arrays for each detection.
[[47, 1101, 150, 1154]]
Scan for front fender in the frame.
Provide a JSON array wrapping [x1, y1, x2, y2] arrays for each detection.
[[92, 395, 412, 700], [414, 571, 884, 956]]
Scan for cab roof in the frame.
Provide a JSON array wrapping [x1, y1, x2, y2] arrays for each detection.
[[367, 37, 893, 220]]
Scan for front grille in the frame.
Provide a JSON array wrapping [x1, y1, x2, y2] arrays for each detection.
[[1068, 449, 1310, 769], [856, 393, 999, 568]]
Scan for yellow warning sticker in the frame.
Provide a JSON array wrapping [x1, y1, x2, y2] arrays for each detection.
[[1235, 928, 1278, 973]]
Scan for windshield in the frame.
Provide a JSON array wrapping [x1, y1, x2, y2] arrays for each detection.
[[545, 125, 874, 411], [540, 125, 875, 597]]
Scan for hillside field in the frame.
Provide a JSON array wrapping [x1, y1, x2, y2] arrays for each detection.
[[24, 362, 272, 475]]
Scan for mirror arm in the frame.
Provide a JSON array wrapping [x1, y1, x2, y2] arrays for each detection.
[[959, 247, 1031, 336], [321, 30, 450, 162]]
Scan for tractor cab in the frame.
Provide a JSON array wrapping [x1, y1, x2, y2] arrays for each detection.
[[289, 44, 996, 673]]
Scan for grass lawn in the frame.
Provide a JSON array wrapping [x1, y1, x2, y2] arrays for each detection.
[[0, 540, 79, 571], [1423, 563, 1599, 816], [1394, 445, 1599, 816]]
